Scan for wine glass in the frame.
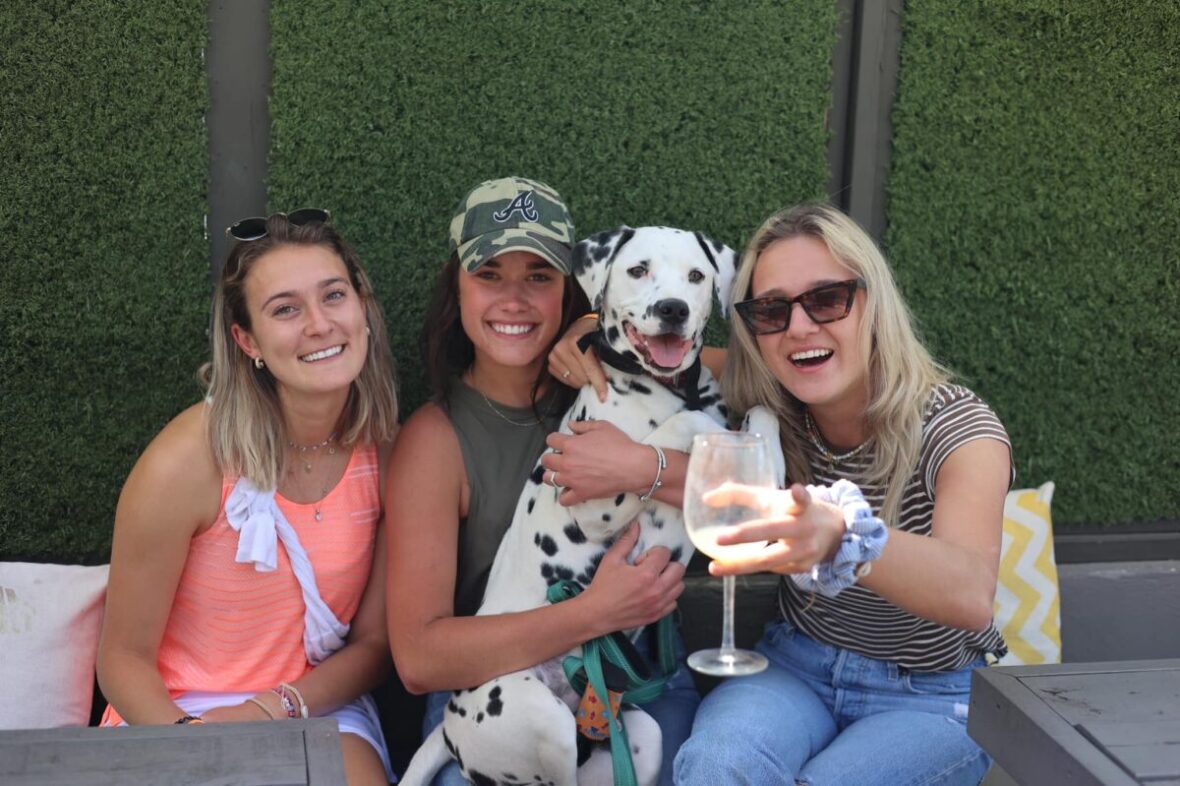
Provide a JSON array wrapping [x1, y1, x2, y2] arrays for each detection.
[[683, 431, 775, 677]]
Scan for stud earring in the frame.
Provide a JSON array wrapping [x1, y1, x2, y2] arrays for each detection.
[[366, 325, 371, 336], [254, 356, 265, 370]]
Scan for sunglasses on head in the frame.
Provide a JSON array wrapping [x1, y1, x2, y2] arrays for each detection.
[[225, 208, 331, 241], [734, 278, 866, 336]]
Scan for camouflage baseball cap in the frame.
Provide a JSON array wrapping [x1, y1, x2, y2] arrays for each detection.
[[448, 176, 574, 274]]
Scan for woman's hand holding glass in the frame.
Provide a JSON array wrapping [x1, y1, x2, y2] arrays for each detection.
[[702, 483, 847, 578], [683, 432, 778, 676]]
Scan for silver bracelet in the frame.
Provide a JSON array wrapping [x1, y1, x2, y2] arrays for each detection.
[[639, 444, 667, 502]]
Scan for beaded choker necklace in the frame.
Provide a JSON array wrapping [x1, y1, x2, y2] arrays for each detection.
[[803, 410, 868, 469]]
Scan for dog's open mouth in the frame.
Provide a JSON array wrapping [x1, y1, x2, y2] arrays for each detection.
[[624, 322, 693, 372]]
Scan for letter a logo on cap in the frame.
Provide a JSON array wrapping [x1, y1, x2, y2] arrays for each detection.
[[492, 191, 539, 223]]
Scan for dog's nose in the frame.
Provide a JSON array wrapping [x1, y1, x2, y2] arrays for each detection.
[[655, 298, 690, 325]]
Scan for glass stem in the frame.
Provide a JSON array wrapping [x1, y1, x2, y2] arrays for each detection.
[[720, 574, 737, 655]]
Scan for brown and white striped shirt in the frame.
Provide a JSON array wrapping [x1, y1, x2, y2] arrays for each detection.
[[778, 383, 1013, 672]]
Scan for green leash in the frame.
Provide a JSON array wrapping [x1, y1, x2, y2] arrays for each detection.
[[547, 579, 679, 786]]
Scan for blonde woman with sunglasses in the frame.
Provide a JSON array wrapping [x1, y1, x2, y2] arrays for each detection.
[[669, 204, 1013, 785], [97, 211, 399, 785]]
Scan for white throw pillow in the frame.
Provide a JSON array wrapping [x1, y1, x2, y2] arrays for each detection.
[[0, 563, 109, 728]]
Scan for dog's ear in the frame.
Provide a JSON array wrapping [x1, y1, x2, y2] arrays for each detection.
[[693, 232, 738, 318], [572, 227, 635, 310]]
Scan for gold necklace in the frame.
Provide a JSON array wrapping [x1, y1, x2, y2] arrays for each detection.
[[803, 410, 868, 469], [476, 386, 546, 427], [288, 433, 336, 521]]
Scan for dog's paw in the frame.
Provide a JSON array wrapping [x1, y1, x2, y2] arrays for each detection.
[[742, 405, 786, 488]]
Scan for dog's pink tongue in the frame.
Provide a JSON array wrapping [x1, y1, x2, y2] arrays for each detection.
[[649, 334, 691, 369]]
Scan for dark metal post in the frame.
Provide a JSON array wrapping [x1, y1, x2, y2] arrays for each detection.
[[206, 0, 270, 279]]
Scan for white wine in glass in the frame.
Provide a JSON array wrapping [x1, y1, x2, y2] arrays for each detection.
[[683, 431, 775, 677]]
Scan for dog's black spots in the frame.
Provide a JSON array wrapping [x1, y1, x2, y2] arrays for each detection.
[[694, 231, 721, 273], [577, 405, 588, 421], [719, 403, 730, 418], [529, 465, 545, 485], [601, 512, 611, 522], [554, 565, 574, 582], [615, 493, 626, 506], [563, 522, 587, 544], [576, 734, 596, 766], [443, 729, 464, 771], [652, 517, 664, 530], [534, 533, 558, 556], [577, 551, 607, 585], [476, 711, 484, 723], [487, 686, 504, 716], [591, 241, 613, 262], [649, 418, 659, 428], [670, 545, 683, 563], [502, 775, 519, 785], [697, 392, 721, 409], [447, 699, 467, 717], [605, 324, 621, 344], [629, 380, 652, 395], [540, 563, 554, 580], [467, 770, 496, 786], [527, 497, 535, 514], [608, 379, 628, 396]]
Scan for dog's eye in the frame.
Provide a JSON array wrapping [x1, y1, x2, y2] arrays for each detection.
[[627, 265, 646, 279], [688, 270, 705, 284]]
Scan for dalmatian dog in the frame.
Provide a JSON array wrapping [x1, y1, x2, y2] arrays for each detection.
[[402, 226, 761, 786]]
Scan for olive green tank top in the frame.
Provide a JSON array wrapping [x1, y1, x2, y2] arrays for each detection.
[[445, 378, 564, 617]]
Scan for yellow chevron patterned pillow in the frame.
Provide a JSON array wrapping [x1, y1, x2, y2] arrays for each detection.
[[993, 482, 1061, 665]]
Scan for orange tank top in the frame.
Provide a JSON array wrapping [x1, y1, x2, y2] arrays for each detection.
[[102, 443, 380, 725]]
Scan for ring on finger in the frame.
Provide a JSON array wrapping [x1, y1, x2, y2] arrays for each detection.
[[548, 470, 560, 489], [561, 369, 571, 380]]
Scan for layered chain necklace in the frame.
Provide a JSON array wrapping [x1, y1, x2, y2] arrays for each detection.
[[288, 433, 337, 521], [803, 410, 869, 469]]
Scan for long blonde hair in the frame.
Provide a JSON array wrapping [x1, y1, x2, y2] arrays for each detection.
[[201, 214, 399, 490], [723, 204, 948, 523]]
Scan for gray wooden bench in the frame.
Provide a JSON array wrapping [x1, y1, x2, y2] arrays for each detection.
[[0, 717, 346, 785]]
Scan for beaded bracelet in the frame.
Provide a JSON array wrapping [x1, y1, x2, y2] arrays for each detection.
[[280, 682, 309, 718], [790, 479, 888, 598], [271, 686, 300, 719], [638, 444, 667, 502], [174, 714, 204, 725]]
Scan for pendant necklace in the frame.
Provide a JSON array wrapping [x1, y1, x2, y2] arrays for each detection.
[[289, 433, 337, 521], [803, 410, 869, 470]]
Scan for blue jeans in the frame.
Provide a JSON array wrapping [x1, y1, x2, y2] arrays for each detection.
[[674, 620, 990, 786], [423, 628, 700, 786]]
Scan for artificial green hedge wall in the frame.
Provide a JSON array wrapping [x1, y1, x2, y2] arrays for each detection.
[[268, 0, 839, 412], [0, 2, 208, 561], [887, 1, 1180, 525]]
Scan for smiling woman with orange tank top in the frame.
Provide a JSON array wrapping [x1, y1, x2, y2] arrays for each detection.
[[97, 211, 400, 785]]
